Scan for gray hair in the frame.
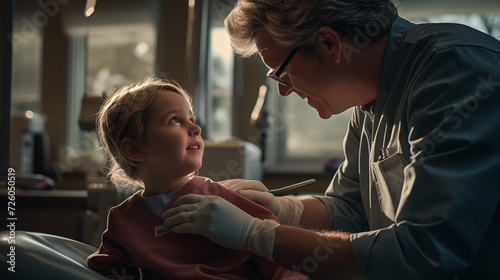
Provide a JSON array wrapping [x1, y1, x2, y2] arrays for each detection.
[[225, 0, 398, 57]]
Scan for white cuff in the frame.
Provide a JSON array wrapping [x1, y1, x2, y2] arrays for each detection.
[[247, 219, 280, 261], [277, 195, 304, 226]]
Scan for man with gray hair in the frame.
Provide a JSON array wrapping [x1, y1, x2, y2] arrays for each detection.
[[162, 1, 500, 279]]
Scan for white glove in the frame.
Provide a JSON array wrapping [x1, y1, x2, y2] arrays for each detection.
[[161, 194, 279, 261], [221, 179, 304, 226]]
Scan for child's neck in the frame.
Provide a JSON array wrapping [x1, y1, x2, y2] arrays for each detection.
[[141, 175, 192, 197]]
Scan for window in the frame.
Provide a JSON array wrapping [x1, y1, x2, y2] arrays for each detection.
[[197, 0, 237, 141], [11, 10, 43, 114], [207, 27, 234, 141], [64, 29, 156, 179], [9, 4, 44, 174], [413, 13, 500, 40]]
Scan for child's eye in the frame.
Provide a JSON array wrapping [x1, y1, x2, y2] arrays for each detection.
[[168, 117, 180, 124], [190, 118, 196, 123]]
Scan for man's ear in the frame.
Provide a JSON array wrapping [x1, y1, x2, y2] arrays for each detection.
[[315, 26, 342, 64], [121, 138, 146, 162]]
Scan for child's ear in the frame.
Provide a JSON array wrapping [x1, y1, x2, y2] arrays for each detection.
[[121, 138, 146, 162]]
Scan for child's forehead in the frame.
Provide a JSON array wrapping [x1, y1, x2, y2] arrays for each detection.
[[151, 89, 193, 113], [155, 89, 187, 102]]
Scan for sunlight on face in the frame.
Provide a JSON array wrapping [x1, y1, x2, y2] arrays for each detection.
[[141, 90, 204, 177]]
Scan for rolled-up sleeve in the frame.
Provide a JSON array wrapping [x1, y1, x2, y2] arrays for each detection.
[[317, 108, 369, 233]]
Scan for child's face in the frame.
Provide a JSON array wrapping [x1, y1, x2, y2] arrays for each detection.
[[140, 90, 203, 178]]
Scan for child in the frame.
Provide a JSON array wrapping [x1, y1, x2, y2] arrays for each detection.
[[87, 77, 306, 280]]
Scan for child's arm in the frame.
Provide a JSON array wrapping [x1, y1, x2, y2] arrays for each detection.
[[87, 210, 141, 280]]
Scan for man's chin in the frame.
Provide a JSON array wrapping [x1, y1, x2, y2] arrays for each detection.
[[312, 105, 333, 119], [306, 98, 332, 119], [317, 110, 333, 119]]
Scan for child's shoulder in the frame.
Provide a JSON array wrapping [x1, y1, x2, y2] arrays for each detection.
[[109, 190, 144, 213]]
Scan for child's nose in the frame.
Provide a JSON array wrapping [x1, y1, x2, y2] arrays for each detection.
[[189, 123, 201, 136]]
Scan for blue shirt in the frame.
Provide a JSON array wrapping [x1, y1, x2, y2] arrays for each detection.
[[318, 17, 500, 279], [141, 189, 182, 216]]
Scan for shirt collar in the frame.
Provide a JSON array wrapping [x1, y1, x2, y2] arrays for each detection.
[[368, 16, 412, 115]]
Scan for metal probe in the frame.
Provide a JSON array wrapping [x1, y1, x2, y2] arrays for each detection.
[[267, 179, 316, 194]]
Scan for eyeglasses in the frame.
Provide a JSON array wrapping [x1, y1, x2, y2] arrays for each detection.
[[266, 48, 297, 86]]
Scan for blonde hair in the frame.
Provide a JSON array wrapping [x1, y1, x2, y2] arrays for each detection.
[[96, 77, 192, 191], [225, 0, 398, 57]]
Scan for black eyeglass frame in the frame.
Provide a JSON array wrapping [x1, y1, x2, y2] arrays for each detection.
[[266, 48, 297, 86]]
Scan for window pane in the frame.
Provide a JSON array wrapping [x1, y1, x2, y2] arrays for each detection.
[[11, 28, 42, 114], [208, 27, 233, 141], [283, 94, 351, 159], [413, 13, 500, 40], [73, 31, 156, 177], [87, 32, 156, 96]]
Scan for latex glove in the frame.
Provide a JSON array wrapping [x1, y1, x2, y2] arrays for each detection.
[[161, 194, 279, 261], [221, 179, 304, 226]]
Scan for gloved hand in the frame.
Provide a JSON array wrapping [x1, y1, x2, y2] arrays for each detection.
[[161, 194, 279, 261], [220, 179, 304, 226]]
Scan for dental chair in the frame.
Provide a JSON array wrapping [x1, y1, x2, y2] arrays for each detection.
[[0, 230, 107, 280]]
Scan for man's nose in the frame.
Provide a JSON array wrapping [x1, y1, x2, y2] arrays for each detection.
[[278, 82, 294, 96]]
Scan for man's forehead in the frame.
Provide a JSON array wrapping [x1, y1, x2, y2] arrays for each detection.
[[254, 30, 288, 64], [254, 29, 275, 50]]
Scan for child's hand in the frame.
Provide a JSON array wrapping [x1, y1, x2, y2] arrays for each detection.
[[161, 194, 279, 261]]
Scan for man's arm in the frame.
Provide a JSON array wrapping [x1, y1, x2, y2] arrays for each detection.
[[162, 194, 364, 279], [273, 225, 363, 280], [298, 196, 332, 230]]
